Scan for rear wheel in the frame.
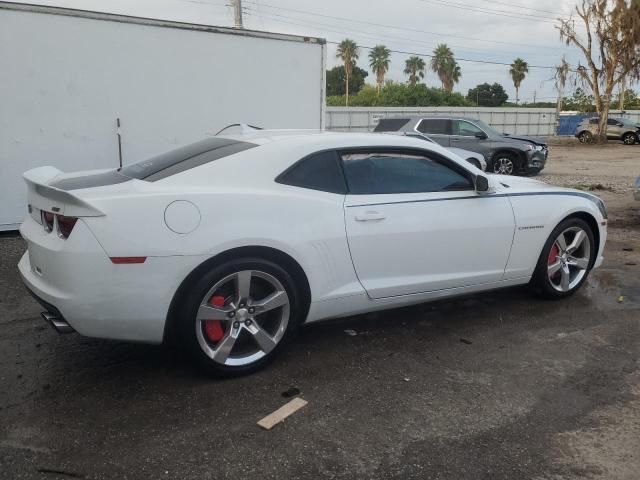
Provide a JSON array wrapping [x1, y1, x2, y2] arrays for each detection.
[[622, 132, 637, 145], [177, 258, 303, 377], [530, 218, 595, 299], [491, 153, 517, 175], [578, 131, 593, 144]]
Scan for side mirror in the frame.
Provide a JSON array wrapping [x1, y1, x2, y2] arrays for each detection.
[[475, 132, 488, 140], [475, 175, 489, 192]]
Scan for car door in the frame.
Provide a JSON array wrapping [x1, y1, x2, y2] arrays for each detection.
[[450, 119, 491, 159], [607, 118, 621, 139], [416, 118, 451, 147], [342, 148, 515, 299]]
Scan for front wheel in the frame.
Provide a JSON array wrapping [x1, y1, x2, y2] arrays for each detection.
[[491, 153, 517, 175], [177, 258, 303, 377], [530, 218, 595, 299], [622, 132, 637, 145]]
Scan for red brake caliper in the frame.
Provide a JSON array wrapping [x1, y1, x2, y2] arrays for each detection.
[[204, 295, 226, 342], [548, 243, 559, 276]]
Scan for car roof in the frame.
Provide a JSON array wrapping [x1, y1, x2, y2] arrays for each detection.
[[378, 114, 481, 122]]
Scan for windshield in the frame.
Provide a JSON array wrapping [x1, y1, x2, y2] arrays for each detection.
[[472, 119, 503, 137]]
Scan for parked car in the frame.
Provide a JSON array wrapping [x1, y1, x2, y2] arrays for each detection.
[[373, 115, 548, 175], [575, 117, 640, 145], [381, 131, 486, 170], [19, 130, 607, 376]]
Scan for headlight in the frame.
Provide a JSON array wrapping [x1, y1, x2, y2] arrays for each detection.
[[534, 145, 544, 151]]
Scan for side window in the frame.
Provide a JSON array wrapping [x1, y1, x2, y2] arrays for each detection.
[[417, 119, 450, 135], [607, 118, 619, 125], [454, 120, 483, 136], [589, 118, 599, 125], [276, 150, 347, 194], [341, 151, 473, 195], [373, 118, 410, 132]]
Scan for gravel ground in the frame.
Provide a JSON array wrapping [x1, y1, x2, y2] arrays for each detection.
[[0, 144, 639, 479]]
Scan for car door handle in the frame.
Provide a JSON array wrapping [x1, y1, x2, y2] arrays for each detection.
[[451, 137, 460, 142], [355, 211, 386, 221]]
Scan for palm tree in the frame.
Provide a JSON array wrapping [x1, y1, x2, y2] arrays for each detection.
[[368, 45, 391, 94], [443, 61, 461, 93], [430, 44, 455, 90], [510, 58, 529, 104], [336, 39, 360, 106], [404, 56, 426, 86]]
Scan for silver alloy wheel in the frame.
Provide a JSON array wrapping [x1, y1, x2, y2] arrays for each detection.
[[493, 157, 514, 175], [547, 226, 591, 292], [195, 270, 290, 366], [623, 133, 636, 145]]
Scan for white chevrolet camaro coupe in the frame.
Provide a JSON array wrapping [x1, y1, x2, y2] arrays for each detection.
[[19, 131, 608, 376]]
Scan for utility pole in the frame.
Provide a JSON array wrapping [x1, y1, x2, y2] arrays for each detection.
[[533, 90, 537, 104], [233, 0, 243, 28]]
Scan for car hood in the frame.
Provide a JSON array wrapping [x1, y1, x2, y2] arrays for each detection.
[[491, 174, 575, 194], [502, 134, 546, 146]]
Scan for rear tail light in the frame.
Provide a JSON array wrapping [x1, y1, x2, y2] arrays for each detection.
[[42, 211, 54, 232], [57, 215, 78, 239], [40, 211, 78, 239]]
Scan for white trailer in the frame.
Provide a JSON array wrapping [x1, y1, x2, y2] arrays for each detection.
[[0, 2, 326, 230]]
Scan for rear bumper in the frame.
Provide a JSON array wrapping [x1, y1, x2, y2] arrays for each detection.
[[19, 216, 208, 344]]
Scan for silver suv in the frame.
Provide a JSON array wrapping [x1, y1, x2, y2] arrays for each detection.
[[575, 117, 640, 145], [374, 115, 548, 176]]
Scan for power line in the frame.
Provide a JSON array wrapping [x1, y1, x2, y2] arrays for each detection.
[[242, 0, 562, 50], [417, 0, 562, 23], [245, 8, 560, 58], [244, 8, 569, 70], [474, 0, 570, 16]]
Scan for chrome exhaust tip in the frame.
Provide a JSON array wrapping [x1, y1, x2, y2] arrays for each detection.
[[41, 312, 75, 334]]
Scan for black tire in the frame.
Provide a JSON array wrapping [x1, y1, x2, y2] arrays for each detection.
[[176, 257, 304, 377], [530, 217, 596, 299], [490, 152, 518, 175], [622, 132, 637, 145], [578, 131, 593, 144], [467, 158, 482, 170]]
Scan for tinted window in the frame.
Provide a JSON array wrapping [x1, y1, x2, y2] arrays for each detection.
[[120, 138, 256, 181], [417, 119, 450, 135], [454, 120, 483, 136], [589, 118, 599, 124], [373, 118, 411, 132], [277, 151, 347, 194], [607, 118, 620, 125], [341, 151, 473, 194]]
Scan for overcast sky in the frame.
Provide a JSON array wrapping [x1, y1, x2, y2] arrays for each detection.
[[12, 0, 590, 102]]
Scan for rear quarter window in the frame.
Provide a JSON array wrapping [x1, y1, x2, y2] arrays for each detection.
[[373, 118, 411, 132], [276, 150, 347, 194]]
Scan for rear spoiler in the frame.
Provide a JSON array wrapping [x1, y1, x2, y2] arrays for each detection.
[[23, 167, 105, 217]]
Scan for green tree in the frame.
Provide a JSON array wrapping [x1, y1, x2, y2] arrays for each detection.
[[336, 39, 360, 106], [327, 82, 471, 107], [326, 65, 368, 96], [403, 56, 426, 86], [466, 82, 508, 106], [430, 44, 460, 92], [368, 45, 391, 94], [563, 87, 595, 112], [509, 58, 529, 104]]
